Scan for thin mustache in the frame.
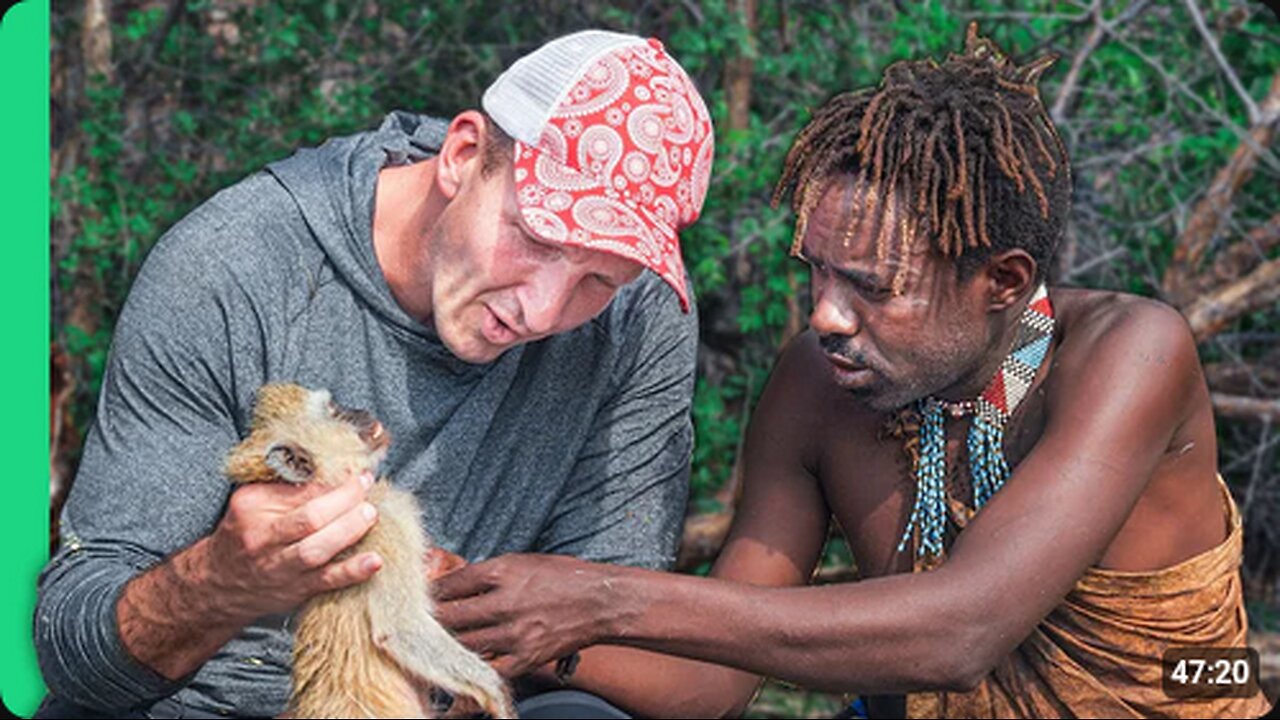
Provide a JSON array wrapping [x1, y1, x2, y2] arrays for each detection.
[[819, 335, 868, 366]]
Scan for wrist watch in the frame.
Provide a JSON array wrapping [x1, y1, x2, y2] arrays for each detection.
[[554, 651, 581, 685]]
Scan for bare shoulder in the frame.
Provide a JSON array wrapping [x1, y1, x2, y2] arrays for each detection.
[[1047, 287, 1205, 419], [1053, 287, 1195, 349]]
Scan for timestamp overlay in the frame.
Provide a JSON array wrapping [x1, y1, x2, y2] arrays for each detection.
[[1161, 647, 1262, 700]]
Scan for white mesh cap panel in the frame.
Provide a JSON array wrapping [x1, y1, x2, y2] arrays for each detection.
[[481, 30, 647, 145]]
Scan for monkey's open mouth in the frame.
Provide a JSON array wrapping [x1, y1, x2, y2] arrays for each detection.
[[365, 420, 391, 454], [335, 407, 392, 454]]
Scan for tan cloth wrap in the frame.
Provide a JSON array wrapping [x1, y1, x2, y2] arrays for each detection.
[[907, 477, 1271, 718]]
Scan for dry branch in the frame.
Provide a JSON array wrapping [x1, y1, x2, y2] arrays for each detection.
[[723, 0, 757, 134], [813, 565, 859, 585], [1050, 0, 1105, 125], [1184, 256, 1280, 342], [1205, 212, 1280, 292], [1050, 0, 1151, 124], [1164, 69, 1280, 306], [82, 0, 114, 82], [50, 343, 80, 553], [1212, 393, 1280, 423], [1205, 361, 1280, 396], [1183, 0, 1260, 124]]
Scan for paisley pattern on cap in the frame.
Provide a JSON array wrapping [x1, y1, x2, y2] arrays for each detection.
[[513, 39, 714, 311]]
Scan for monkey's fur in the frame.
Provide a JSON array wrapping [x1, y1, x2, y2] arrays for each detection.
[[225, 383, 515, 719]]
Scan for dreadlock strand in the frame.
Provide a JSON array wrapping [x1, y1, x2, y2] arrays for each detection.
[[997, 102, 1028, 192], [1009, 131, 1049, 218], [945, 211, 963, 258], [976, 151, 991, 248], [876, 137, 907, 263], [919, 124, 942, 215], [1029, 115, 1059, 179], [856, 91, 890, 156]]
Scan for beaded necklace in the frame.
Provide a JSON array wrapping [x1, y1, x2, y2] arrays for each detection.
[[895, 284, 1055, 565]]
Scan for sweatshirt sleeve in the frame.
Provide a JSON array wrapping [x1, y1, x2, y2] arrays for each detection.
[[532, 275, 697, 570], [35, 212, 265, 711]]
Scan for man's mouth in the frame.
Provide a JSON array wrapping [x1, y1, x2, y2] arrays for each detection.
[[482, 306, 522, 346], [824, 352, 867, 372], [824, 352, 876, 389]]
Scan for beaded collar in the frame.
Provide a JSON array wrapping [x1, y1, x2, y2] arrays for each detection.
[[896, 284, 1055, 566]]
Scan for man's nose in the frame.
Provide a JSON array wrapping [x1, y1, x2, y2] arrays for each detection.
[[809, 285, 860, 338], [521, 264, 576, 336]]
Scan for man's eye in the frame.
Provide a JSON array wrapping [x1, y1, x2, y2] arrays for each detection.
[[524, 233, 562, 260]]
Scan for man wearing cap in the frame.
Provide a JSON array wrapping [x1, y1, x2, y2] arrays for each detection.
[[35, 30, 712, 719]]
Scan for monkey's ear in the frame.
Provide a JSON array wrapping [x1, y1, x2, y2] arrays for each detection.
[[264, 442, 316, 484]]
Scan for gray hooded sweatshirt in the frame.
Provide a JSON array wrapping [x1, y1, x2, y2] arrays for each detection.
[[35, 112, 696, 717]]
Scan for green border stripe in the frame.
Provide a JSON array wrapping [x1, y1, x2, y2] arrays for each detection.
[[1, 0, 52, 716]]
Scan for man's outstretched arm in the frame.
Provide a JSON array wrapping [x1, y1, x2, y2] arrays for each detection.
[[438, 331, 836, 718], [438, 302, 1206, 697]]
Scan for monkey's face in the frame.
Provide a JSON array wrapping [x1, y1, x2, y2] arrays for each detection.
[[226, 384, 391, 486]]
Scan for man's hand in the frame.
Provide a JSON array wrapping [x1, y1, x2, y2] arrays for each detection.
[[117, 469, 382, 680], [434, 554, 627, 678], [204, 470, 384, 619]]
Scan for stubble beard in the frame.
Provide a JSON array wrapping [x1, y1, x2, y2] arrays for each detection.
[[858, 329, 988, 414]]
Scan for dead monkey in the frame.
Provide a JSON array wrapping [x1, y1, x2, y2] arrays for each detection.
[[224, 383, 515, 719]]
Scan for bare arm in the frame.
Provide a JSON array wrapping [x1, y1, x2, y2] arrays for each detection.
[[440, 304, 1203, 697], [437, 335, 835, 717]]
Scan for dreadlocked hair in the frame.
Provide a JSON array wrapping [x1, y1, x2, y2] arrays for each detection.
[[773, 22, 1071, 290]]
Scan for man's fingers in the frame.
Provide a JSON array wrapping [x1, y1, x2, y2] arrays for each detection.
[[272, 471, 373, 546], [488, 654, 522, 680], [284, 496, 378, 571], [435, 592, 509, 632], [451, 625, 511, 660], [432, 560, 501, 602], [311, 551, 383, 593]]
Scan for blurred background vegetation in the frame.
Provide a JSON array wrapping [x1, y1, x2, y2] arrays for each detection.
[[50, 0, 1279, 714]]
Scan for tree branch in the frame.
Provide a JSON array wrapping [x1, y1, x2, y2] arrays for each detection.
[[1205, 212, 1280, 294], [1212, 393, 1280, 423], [1050, 0, 1105, 125], [1163, 69, 1280, 305], [1182, 0, 1260, 124], [1050, 0, 1152, 125], [1204, 361, 1280, 396], [676, 510, 734, 571], [81, 0, 114, 82], [1183, 255, 1280, 342]]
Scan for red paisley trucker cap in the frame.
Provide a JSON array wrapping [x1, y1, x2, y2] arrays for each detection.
[[482, 30, 715, 312]]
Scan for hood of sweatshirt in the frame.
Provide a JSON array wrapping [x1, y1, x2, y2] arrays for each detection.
[[266, 111, 449, 342]]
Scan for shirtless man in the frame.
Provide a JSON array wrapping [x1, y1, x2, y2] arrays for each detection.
[[433, 25, 1270, 718]]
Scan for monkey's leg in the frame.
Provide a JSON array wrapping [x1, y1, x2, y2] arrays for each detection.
[[370, 605, 516, 719]]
